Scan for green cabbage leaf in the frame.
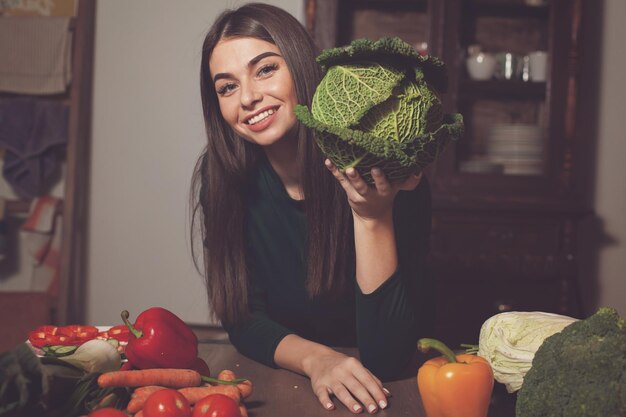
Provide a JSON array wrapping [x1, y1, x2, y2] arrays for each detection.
[[295, 37, 463, 183]]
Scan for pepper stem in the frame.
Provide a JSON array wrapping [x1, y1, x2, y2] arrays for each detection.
[[417, 338, 458, 363], [121, 310, 143, 339]]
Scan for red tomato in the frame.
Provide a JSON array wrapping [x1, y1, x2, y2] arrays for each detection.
[[88, 408, 128, 417], [144, 389, 192, 417], [192, 394, 240, 417]]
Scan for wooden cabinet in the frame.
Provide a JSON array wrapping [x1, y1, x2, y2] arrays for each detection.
[[306, 0, 593, 347], [0, 0, 95, 331]]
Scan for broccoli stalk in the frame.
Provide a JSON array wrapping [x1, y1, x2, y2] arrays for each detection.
[[516, 307, 626, 417]]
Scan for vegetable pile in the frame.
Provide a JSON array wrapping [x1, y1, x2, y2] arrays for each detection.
[[2, 306, 252, 417], [418, 307, 625, 417], [295, 37, 464, 184], [95, 368, 251, 417]]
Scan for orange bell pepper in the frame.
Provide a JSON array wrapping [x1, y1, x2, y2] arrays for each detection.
[[417, 338, 494, 417]]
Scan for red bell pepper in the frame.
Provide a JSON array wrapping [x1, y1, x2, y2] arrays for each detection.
[[121, 307, 198, 370]]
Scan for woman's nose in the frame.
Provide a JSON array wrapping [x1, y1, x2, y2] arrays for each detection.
[[240, 81, 262, 108]]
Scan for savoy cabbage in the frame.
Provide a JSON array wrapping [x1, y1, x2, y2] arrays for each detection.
[[295, 37, 464, 183]]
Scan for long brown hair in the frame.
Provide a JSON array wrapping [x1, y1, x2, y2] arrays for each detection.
[[191, 3, 354, 325]]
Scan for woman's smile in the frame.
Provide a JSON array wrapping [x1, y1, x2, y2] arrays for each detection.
[[244, 106, 279, 131]]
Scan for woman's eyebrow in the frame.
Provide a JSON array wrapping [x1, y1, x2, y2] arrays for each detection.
[[248, 51, 281, 66], [213, 51, 282, 83]]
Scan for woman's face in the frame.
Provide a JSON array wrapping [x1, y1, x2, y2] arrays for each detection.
[[209, 37, 298, 147]]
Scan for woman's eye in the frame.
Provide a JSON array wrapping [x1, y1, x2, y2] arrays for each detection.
[[216, 83, 237, 96], [257, 63, 278, 77]]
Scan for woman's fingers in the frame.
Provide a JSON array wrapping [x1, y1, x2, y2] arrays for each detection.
[[314, 386, 335, 411], [370, 167, 391, 195], [397, 172, 423, 191], [352, 367, 389, 410], [325, 159, 354, 193], [308, 351, 392, 414], [345, 167, 370, 196], [329, 382, 365, 414], [342, 375, 381, 414]]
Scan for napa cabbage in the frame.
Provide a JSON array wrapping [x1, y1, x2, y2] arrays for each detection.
[[295, 37, 463, 183], [477, 311, 578, 393]]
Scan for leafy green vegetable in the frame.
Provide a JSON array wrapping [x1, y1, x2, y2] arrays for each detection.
[[477, 311, 578, 393], [516, 307, 626, 417], [0, 343, 130, 416], [295, 37, 463, 183]]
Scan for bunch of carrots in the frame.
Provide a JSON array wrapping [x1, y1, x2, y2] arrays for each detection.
[[89, 368, 252, 416]]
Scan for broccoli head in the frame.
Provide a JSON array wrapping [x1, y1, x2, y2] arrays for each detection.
[[294, 37, 463, 184], [516, 307, 626, 417]]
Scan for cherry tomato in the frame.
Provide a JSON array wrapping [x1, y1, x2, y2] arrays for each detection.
[[88, 408, 128, 417], [192, 394, 240, 417], [144, 389, 192, 417]]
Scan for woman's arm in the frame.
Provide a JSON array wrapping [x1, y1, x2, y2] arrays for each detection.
[[325, 161, 430, 379], [353, 210, 397, 294], [325, 161, 422, 294], [224, 283, 390, 414]]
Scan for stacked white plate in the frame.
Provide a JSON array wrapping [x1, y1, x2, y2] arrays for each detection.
[[486, 123, 544, 175]]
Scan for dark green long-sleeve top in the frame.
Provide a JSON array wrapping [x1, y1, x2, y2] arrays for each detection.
[[222, 157, 433, 380]]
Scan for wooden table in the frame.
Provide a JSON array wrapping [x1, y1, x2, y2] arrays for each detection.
[[198, 341, 517, 417]]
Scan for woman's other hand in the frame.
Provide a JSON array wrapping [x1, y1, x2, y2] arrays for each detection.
[[325, 159, 422, 222], [303, 348, 390, 414]]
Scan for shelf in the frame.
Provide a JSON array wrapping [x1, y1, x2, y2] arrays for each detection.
[[459, 79, 546, 100], [469, 1, 550, 19], [342, 0, 427, 12]]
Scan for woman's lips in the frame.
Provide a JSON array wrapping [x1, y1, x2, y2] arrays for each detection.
[[245, 107, 278, 132]]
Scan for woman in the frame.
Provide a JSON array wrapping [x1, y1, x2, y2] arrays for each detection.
[[191, 3, 433, 414]]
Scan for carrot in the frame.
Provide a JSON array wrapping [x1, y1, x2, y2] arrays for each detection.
[[131, 385, 167, 398], [98, 369, 202, 388], [239, 404, 248, 417], [127, 386, 167, 413], [178, 385, 241, 405], [218, 369, 253, 399]]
